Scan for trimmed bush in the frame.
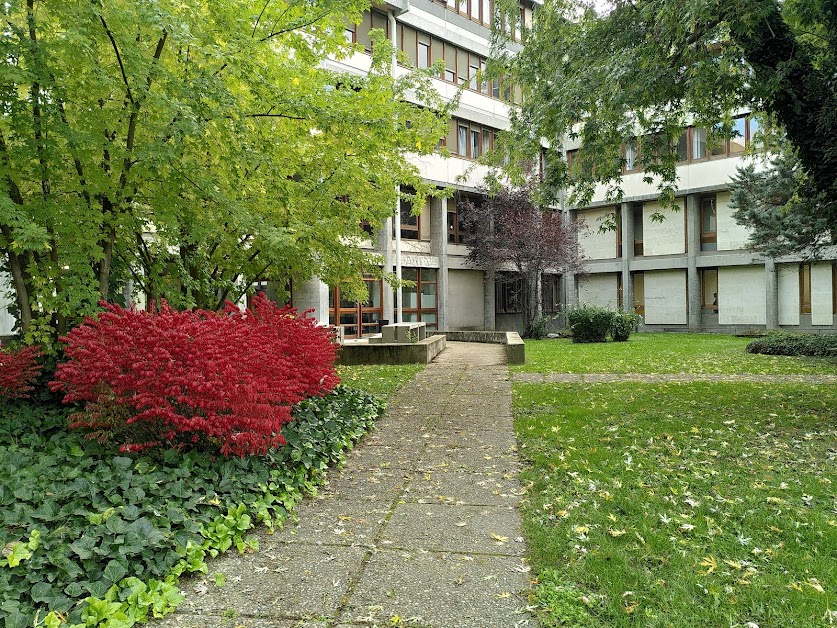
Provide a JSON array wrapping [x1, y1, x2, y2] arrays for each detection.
[[50, 295, 339, 456], [610, 311, 642, 342], [0, 344, 42, 400], [746, 332, 837, 357], [566, 304, 614, 343]]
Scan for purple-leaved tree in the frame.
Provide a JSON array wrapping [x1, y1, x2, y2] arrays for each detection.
[[459, 186, 585, 337]]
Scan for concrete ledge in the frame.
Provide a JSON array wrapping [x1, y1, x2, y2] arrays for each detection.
[[442, 331, 526, 365], [337, 335, 446, 365]]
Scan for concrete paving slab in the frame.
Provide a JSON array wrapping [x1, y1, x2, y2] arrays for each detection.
[[403, 469, 525, 507], [344, 549, 532, 628], [341, 442, 422, 471], [170, 544, 367, 619], [380, 503, 526, 556], [161, 615, 326, 628], [419, 439, 520, 474]]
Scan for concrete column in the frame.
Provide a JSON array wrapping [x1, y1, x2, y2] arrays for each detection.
[[293, 278, 330, 325], [376, 217, 394, 324], [620, 202, 633, 312], [430, 195, 448, 331], [765, 257, 779, 329], [484, 268, 496, 330], [564, 208, 578, 309], [686, 194, 701, 331]]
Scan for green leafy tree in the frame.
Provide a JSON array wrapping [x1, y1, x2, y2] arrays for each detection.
[[0, 0, 450, 344], [500, 0, 836, 249]]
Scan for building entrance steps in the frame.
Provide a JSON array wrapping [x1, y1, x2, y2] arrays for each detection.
[[157, 341, 534, 628]]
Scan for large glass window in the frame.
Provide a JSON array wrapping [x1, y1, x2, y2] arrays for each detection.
[[624, 140, 638, 171], [542, 274, 561, 313], [329, 276, 384, 338], [730, 117, 747, 154], [447, 197, 472, 244], [399, 268, 438, 329], [692, 127, 708, 160], [633, 272, 645, 316], [496, 273, 523, 314]]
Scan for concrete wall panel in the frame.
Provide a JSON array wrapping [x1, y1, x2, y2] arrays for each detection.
[[447, 269, 485, 330], [578, 273, 618, 308], [812, 262, 834, 326], [643, 202, 686, 256], [716, 191, 752, 251], [718, 265, 766, 325], [778, 264, 800, 326], [578, 208, 617, 260], [644, 269, 687, 324]]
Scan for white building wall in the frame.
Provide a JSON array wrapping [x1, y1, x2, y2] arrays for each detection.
[[778, 264, 800, 326], [578, 273, 618, 308], [643, 201, 685, 256], [811, 262, 834, 326], [718, 265, 766, 325], [447, 269, 485, 330], [0, 274, 16, 336], [644, 270, 687, 324], [578, 207, 617, 260], [716, 192, 751, 251]]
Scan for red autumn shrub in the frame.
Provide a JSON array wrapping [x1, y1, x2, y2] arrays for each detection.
[[50, 294, 339, 456], [0, 345, 43, 400]]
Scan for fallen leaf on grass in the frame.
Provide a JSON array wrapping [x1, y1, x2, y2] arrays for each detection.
[[699, 556, 717, 575]]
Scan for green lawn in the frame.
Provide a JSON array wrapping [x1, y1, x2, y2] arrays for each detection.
[[515, 381, 837, 627], [337, 363, 424, 397], [516, 333, 837, 375]]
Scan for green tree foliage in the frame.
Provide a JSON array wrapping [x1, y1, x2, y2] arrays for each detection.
[[502, 0, 836, 250], [0, 0, 450, 343]]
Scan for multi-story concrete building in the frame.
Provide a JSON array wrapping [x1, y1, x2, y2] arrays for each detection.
[[568, 119, 837, 333], [290, 0, 532, 337]]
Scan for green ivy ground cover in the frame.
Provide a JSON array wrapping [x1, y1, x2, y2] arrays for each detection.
[[517, 333, 837, 375], [0, 386, 384, 627], [515, 381, 837, 627]]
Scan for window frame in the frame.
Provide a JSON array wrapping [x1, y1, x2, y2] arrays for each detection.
[[700, 268, 719, 312], [800, 262, 812, 314], [700, 195, 718, 251]]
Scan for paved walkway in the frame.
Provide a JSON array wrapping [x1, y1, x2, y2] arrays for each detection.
[[159, 342, 532, 628]]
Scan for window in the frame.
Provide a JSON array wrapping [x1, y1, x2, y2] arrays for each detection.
[[701, 268, 718, 311], [632, 272, 645, 316], [692, 127, 708, 160], [496, 273, 523, 313], [675, 131, 688, 162], [418, 34, 430, 69], [730, 117, 746, 154], [399, 268, 438, 329], [447, 196, 473, 244], [800, 263, 812, 314], [700, 196, 717, 251], [632, 203, 643, 256], [542, 274, 561, 313], [624, 140, 638, 171], [329, 276, 383, 338], [248, 279, 292, 310], [399, 189, 420, 240], [449, 118, 500, 159], [344, 22, 356, 44]]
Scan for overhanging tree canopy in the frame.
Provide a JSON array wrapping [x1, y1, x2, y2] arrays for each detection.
[[0, 0, 450, 343], [502, 0, 836, 250]]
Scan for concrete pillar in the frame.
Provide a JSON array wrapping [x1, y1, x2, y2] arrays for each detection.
[[765, 257, 779, 329], [293, 278, 330, 325], [430, 195, 448, 331], [686, 194, 701, 331], [564, 208, 578, 309], [620, 202, 633, 312], [376, 216, 394, 324], [484, 268, 496, 331]]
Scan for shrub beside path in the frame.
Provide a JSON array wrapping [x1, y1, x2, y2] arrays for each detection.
[[157, 342, 533, 628]]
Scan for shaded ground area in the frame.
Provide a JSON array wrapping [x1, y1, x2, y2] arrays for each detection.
[[156, 342, 533, 628]]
